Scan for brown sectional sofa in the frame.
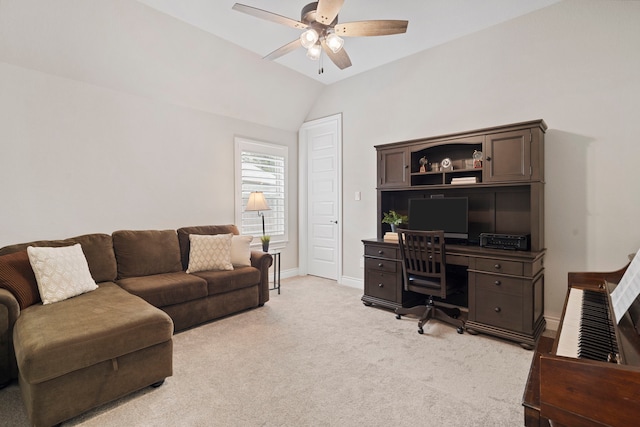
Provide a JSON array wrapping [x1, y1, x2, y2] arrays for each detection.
[[0, 224, 272, 426]]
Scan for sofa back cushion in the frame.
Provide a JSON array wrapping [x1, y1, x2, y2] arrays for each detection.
[[177, 225, 239, 270], [0, 233, 117, 284], [112, 229, 182, 279]]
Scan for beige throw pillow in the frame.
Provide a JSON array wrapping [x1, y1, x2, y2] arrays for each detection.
[[186, 234, 234, 273], [27, 244, 98, 305], [231, 235, 253, 267]]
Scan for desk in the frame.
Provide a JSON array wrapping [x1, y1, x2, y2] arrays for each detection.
[[269, 252, 281, 294], [362, 238, 545, 348]]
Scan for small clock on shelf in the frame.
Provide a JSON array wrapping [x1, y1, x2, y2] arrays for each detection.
[[441, 157, 453, 171]]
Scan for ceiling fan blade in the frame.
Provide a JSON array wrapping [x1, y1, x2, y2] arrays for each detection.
[[264, 39, 302, 61], [316, 0, 344, 25], [232, 3, 307, 30], [335, 20, 409, 37], [321, 40, 352, 70]]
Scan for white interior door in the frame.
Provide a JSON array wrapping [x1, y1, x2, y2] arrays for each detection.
[[299, 114, 341, 281]]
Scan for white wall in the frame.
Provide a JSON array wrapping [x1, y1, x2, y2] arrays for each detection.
[[0, 0, 322, 272], [0, 62, 300, 266], [306, 0, 640, 323]]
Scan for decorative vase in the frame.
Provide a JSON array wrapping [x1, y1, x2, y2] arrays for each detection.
[[390, 224, 397, 233], [262, 241, 269, 252]]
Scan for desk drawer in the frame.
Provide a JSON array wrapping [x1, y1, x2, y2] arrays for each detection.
[[365, 257, 398, 273], [475, 273, 524, 297], [364, 245, 399, 260], [365, 270, 397, 301], [475, 258, 523, 276], [475, 292, 523, 331]]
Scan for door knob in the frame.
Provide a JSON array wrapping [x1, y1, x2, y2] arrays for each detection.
[[330, 220, 338, 224]]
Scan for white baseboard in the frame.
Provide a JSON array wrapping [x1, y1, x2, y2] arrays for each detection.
[[339, 276, 363, 289], [544, 315, 560, 332]]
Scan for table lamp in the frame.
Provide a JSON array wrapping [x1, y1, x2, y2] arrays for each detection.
[[245, 191, 271, 237]]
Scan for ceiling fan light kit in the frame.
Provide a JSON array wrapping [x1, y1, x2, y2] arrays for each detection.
[[232, 0, 408, 72]]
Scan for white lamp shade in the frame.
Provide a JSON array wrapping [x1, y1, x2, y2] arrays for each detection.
[[326, 33, 344, 53], [245, 191, 270, 211], [300, 29, 319, 49]]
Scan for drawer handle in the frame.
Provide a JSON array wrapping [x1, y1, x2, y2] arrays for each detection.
[[494, 264, 501, 270], [378, 283, 384, 288], [378, 250, 384, 255], [378, 263, 383, 268], [494, 280, 501, 286], [494, 307, 501, 313]]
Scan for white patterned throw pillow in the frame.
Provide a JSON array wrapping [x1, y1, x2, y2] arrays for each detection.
[[231, 235, 253, 267], [27, 244, 98, 305], [186, 234, 234, 273]]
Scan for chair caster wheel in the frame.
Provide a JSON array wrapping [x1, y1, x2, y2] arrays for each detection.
[[396, 314, 401, 319], [457, 327, 464, 334], [418, 328, 424, 334]]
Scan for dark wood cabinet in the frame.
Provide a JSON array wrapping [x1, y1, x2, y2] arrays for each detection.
[[362, 240, 422, 309], [484, 127, 544, 183], [378, 147, 409, 188], [364, 120, 547, 347], [467, 253, 545, 349]]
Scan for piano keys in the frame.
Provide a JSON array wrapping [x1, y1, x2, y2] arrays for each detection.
[[535, 262, 640, 427], [555, 288, 619, 362]]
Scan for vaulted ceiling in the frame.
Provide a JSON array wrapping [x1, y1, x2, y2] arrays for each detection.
[[137, 0, 561, 84]]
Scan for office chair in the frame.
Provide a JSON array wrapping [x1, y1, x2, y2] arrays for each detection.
[[395, 229, 465, 334]]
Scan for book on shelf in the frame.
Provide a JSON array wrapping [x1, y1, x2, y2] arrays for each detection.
[[451, 176, 477, 184], [383, 232, 398, 242]]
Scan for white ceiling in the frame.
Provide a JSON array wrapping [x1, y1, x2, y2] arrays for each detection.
[[136, 0, 561, 85]]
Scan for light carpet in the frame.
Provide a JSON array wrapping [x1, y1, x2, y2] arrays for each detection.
[[0, 275, 533, 426]]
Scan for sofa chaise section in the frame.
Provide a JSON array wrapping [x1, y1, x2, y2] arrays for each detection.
[[0, 233, 173, 427], [15, 283, 173, 427]]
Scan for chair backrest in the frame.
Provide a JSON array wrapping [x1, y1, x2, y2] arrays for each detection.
[[398, 229, 447, 299]]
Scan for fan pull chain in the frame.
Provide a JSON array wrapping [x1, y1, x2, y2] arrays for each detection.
[[318, 50, 324, 74]]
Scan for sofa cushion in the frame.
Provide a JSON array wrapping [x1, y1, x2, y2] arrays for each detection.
[[177, 225, 239, 270], [186, 234, 234, 273], [231, 235, 253, 267], [13, 282, 173, 384], [112, 230, 182, 279], [0, 251, 40, 309], [191, 266, 261, 296], [0, 233, 117, 283], [117, 271, 208, 307], [27, 244, 98, 305]]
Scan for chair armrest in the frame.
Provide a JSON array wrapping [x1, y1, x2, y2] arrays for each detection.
[[0, 288, 20, 386], [251, 251, 273, 306]]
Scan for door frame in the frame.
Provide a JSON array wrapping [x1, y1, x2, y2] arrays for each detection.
[[298, 113, 343, 281]]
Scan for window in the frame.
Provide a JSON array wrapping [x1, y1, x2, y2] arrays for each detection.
[[235, 137, 288, 245]]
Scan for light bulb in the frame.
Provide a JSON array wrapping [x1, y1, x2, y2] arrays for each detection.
[[326, 33, 344, 53], [306, 43, 322, 60], [300, 29, 319, 49]]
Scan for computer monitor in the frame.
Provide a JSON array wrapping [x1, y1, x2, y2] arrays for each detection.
[[408, 197, 469, 240]]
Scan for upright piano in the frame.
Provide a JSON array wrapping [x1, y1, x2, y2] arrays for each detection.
[[524, 260, 640, 427]]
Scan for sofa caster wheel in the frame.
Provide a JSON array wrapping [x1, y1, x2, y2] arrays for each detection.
[[418, 327, 424, 334], [457, 327, 464, 334], [396, 314, 401, 319], [151, 380, 165, 388]]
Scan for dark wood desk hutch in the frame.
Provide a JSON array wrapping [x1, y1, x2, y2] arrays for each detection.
[[362, 120, 547, 348]]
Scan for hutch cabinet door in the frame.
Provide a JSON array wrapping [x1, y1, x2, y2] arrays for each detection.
[[378, 147, 409, 188], [484, 130, 532, 183]]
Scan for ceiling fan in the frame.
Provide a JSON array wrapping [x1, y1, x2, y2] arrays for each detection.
[[232, 1, 408, 72]]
